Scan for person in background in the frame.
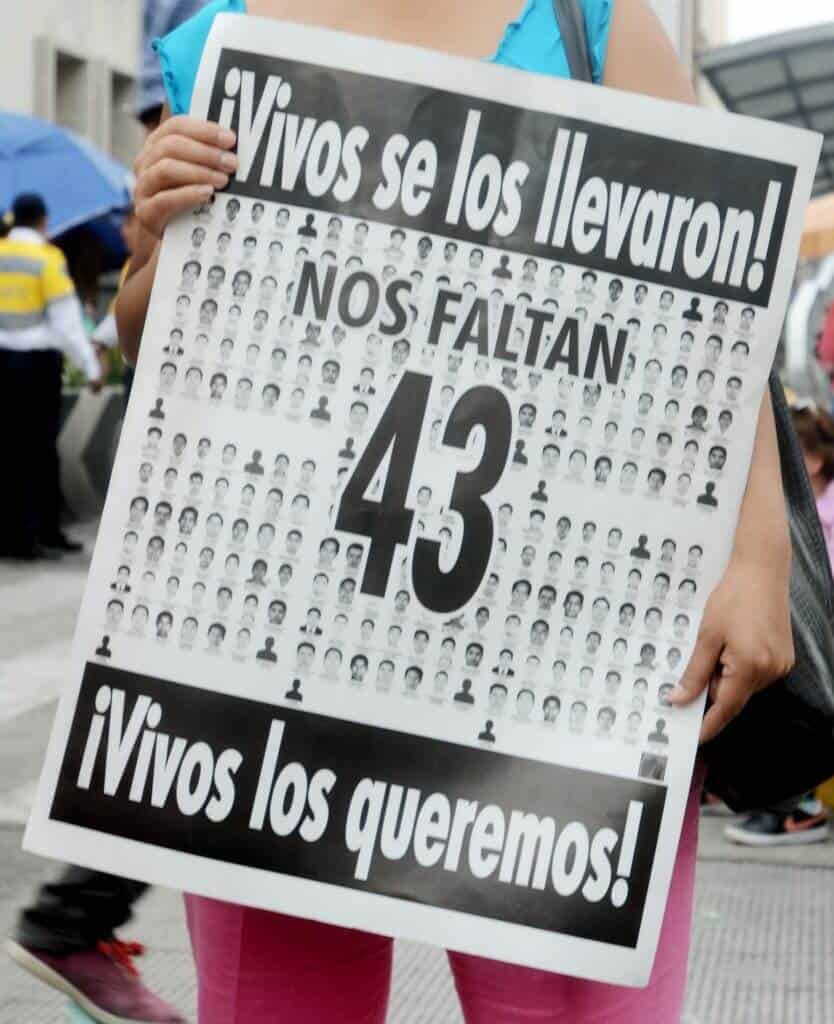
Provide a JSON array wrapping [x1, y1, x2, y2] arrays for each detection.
[[5, 222, 187, 1024], [4, 14, 205, 1024], [815, 302, 834, 380], [0, 193, 102, 561], [137, 0, 214, 130], [7, 868, 184, 1024], [3, 201, 185, 1017], [794, 398, 834, 567], [723, 396, 832, 846]]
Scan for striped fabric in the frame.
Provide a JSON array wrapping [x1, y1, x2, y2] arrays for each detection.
[[0, 235, 75, 347], [137, 0, 213, 118]]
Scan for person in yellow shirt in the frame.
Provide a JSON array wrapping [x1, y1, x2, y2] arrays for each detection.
[[0, 193, 102, 560]]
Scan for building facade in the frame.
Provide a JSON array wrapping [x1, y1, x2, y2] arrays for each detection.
[[3, 2, 712, 166], [651, 0, 693, 63], [3, 1, 143, 165], [694, 0, 729, 49]]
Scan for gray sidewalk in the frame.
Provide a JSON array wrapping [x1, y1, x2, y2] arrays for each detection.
[[2, 836, 833, 1024], [1, 530, 833, 1022]]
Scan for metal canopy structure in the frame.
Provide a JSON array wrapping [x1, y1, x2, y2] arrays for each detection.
[[699, 22, 834, 199]]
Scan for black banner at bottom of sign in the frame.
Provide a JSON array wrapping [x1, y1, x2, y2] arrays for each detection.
[[51, 663, 666, 948]]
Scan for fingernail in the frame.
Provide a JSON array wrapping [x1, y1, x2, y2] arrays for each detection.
[[197, 185, 213, 198], [220, 152, 238, 172], [218, 127, 236, 147], [212, 172, 230, 188]]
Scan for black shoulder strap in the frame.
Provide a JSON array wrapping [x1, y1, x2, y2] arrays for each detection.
[[553, 0, 593, 83]]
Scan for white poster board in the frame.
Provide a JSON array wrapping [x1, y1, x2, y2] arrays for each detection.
[[26, 15, 819, 986]]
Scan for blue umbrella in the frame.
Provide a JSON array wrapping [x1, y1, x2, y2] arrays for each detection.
[[0, 112, 132, 238], [79, 211, 131, 271]]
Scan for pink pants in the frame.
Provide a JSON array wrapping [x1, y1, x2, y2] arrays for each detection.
[[185, 775, 701, 1023]]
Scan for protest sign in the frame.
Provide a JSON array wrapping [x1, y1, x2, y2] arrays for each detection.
[[26, 14, 820, 985]]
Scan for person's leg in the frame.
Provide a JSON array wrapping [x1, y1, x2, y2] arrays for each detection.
[[0, 349, 40, 553], [449, 770, 702, 1023], [724, 792, 829, 846], [185, 895, 393, 1024], [38, 350, 84, 551], [8, 868, 183, 1023], [35, 350, 61, 542], [16, 867, 149, 953]]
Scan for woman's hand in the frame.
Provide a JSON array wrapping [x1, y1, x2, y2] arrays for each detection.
[[118, 114, 238, 362], [669, 555, 794, 743], [134, 115, 238, 239]]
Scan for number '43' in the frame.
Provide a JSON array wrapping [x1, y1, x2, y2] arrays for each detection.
[[335, 371, 512, 613]]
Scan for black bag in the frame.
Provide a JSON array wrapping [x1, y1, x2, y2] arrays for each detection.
[[554, 0, 834, 810]]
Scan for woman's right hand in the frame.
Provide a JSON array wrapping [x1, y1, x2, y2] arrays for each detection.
[[134, 115, 238, 239]]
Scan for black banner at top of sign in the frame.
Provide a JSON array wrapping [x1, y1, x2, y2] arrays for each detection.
[[206, 48, 797, 306]]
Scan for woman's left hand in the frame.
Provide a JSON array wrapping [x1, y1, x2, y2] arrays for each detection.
[[669, 555, 794, 743]]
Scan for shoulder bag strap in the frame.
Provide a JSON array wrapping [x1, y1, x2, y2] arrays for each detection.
[[552, 0, 593, 83]]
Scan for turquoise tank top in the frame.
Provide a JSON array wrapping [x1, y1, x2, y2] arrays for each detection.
[[155, 0, 613, 116]]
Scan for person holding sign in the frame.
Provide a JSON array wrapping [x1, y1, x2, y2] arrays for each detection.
[[114, 0, 795, 1021]]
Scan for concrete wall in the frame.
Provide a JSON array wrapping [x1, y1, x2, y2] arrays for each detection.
[[692, 0, 730, 107], [3, 1, 142, 161], [694, 0, 729, 49], [651, 0, 693, 60], [649, 1, 729, 100]]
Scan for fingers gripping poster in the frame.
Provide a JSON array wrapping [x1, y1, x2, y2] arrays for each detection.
[[27, 15, 819, 985]]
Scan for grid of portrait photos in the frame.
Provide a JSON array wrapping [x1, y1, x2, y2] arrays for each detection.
[[98, 192, 762, 785]]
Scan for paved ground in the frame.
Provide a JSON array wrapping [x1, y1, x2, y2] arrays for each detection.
[[1, 529, 833, 1023]]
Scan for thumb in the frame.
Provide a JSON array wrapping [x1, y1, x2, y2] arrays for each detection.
[[669, 622, 723, 706]]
